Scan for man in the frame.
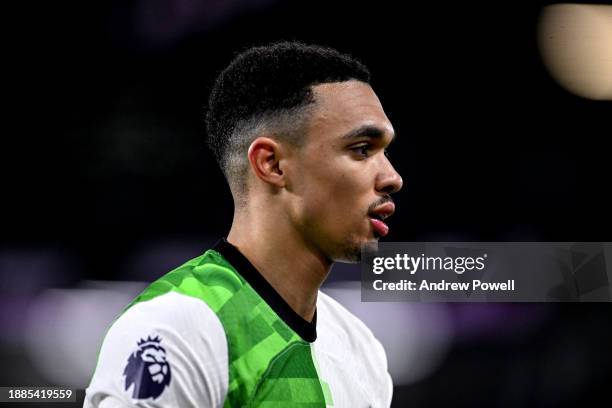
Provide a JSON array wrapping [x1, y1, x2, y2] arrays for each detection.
[[85, 42, 402, 407]]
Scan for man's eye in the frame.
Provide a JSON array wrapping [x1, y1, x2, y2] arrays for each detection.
[[351, 144, 371, 157]]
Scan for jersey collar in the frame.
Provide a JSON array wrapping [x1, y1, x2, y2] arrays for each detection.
[[213, 238, 317, 342]]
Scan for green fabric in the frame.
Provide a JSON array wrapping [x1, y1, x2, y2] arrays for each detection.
[[124, 249, 332, 407]]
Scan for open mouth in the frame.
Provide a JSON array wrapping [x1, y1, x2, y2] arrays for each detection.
[[370, 213, 386, 221]]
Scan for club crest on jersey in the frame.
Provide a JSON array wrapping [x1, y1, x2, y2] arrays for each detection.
[[123, 335, 171, 399]]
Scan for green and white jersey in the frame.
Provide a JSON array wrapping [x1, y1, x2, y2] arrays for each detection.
[[84, 239, 392, 407]]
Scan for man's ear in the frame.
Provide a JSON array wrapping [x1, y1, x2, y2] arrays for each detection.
[[247, 137, 286, 188]]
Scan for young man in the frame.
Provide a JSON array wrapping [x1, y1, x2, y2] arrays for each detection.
[[85, 42, 402, 407]]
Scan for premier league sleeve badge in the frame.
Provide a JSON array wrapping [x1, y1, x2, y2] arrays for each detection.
[[123, 335, 172, 400]]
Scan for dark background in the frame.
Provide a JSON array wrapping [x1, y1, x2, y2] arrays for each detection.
[[2, 0, 611, 406]]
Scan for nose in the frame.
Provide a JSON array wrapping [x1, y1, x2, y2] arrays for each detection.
[[376, 158, 403, 195]]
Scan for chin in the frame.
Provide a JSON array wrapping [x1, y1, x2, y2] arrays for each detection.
[[331, 235, 376, 263]]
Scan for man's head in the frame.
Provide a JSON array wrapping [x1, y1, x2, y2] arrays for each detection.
[[206, 42, 371, 196], [206, 42, 402, 262]]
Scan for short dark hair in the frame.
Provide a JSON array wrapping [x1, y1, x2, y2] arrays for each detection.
[[205, 41, 370, 198]]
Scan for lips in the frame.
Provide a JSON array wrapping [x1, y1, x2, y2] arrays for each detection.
[[369, 217, 389, 237], [368, 201, 395, 237]]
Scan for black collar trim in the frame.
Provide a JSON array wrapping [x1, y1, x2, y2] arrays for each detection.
[[213, 238, 317, 342]]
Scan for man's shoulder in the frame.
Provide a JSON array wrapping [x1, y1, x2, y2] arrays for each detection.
[[117, 290, 223, 332], [125, 247, 245, 314], [104, 290, 229, 365], [108, 243, 246, 342], [84, 247, 241, 407], [86, 291, 230, 408]]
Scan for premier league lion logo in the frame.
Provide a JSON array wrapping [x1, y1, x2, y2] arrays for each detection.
[[123, 335, 172, 399]]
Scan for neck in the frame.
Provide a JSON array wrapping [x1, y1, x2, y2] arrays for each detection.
[[227, 204, 331, 322]]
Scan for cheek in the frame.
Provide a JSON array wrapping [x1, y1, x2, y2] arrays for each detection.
[[301, 163, 370, 224]]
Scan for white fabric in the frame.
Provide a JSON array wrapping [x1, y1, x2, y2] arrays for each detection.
[[85, 290, 392, 407], [84, 291, 229, 408], [314, 291, 393, 408]]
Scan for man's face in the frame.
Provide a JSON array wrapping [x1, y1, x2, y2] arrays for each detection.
[[286, 80, 403, 262]]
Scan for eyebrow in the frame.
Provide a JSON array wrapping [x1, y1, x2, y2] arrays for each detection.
[[340, 125, 395, 142]]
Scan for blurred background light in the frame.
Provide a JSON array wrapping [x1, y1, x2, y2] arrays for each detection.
[[24, 282, 146, 388], [538, 4, 612, 100]]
